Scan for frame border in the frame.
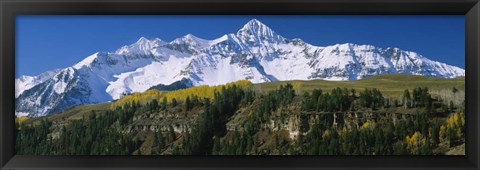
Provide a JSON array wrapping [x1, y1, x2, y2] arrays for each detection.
[[1, 0, 479, 169]]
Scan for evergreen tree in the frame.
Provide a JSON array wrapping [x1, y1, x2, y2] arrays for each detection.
[[171, 98, 178, 107], [185, 96, 193, 111], [161, 97, 167, 110], [403, 89, 411, 109]]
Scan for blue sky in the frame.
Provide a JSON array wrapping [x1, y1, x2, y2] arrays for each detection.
[[16, 15, 465, 77]]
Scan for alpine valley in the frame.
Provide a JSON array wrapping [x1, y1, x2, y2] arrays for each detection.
[[15, 19, 465, 118]]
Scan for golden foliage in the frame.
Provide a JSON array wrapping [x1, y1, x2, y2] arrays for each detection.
[[360, 120, 375, 129], [405, 131, 427, 154], [439, 125, 447, 142], [443, 112, 465, 141], [322, 129, 330, 139], [406, 131, 425, 146], [292, 82, 303, 89], [15, 116, 28, 124], [162, 80, 252, 102], [110, 90, 167, 110], [111, 80, 253, 110], [446, 112, 465, 129]]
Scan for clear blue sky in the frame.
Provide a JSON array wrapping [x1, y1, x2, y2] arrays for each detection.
[[16, 15, 465, 77]]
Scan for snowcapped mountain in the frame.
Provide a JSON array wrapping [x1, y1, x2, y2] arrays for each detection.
[[15, 68, 62, 98], [15, 19, 465, 117]]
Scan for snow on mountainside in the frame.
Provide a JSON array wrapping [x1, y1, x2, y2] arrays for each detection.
[[16, 19, 465, 117], [15, 68, 62, 98]]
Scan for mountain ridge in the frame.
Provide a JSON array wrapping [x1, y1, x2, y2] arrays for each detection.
[[16, 19, 465, 117]]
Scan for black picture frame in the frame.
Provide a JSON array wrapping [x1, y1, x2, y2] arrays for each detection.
[[1, 0, 479, 169]]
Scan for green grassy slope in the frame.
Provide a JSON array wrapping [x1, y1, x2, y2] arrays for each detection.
[[254, 74, 465, 98], [25, 102, 111, 125]]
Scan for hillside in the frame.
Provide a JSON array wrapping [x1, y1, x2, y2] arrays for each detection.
[[111, 74, 464, 109], [255, 74, 464, 97], [16, 74, 465, 155], [23, 102, 111, 125]]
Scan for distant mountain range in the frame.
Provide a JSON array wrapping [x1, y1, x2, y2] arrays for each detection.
[[15, 19, 465, 117]]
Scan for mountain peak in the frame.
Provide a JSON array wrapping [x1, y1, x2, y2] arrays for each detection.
[[172, 34, 207, 44], [115, 37, 165, 55], [135, 37, 164, 45], [183, 33, 197, 39], [243, 19, 264, 28], [73, 52, 101, 69], [169, 34, 211, 50], [136, 36, 149, 43], [237, 19, 285, 44], [238, 19, 273, 35]]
